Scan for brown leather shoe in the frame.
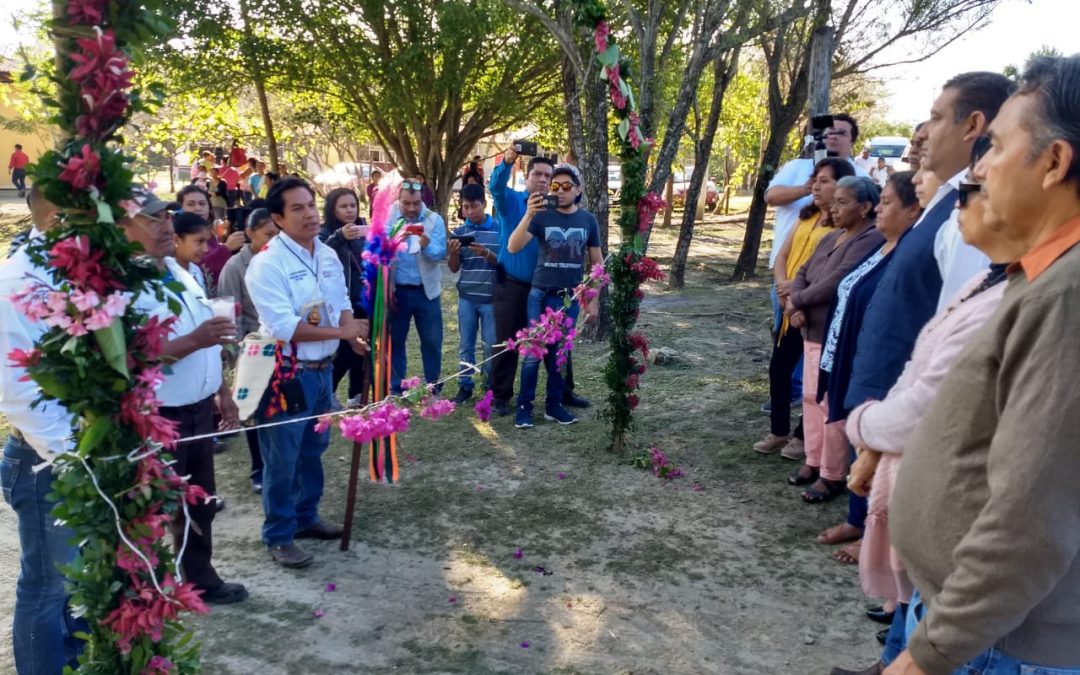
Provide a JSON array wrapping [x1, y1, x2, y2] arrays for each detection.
[[269, 543, 314, 568], [829, 662, 883, 675], [296, 521, 344, 540]]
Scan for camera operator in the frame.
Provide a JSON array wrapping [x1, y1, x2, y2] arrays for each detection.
[[488, 145, 591, 417]]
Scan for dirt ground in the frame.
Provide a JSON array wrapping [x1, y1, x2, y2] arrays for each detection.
[[0, 198, 881, 674]]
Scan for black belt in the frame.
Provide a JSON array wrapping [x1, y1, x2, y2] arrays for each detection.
[[295, 357, 333, 371], [159, 395, 215, 415]]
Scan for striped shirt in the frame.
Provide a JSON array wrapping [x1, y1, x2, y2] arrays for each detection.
[[453, 216, 500, 303]]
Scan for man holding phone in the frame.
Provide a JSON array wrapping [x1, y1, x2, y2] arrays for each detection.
[[506, 164, 602, 429], [488, 146, 590, 417], [388, 180, 447, 394], [448, 184, 500, 403]]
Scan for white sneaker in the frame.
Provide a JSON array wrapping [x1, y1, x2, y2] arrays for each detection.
[[346, 396, 363, 408], [780, 438, 806, 461]]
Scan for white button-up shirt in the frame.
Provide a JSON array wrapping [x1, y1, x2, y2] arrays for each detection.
[[245, 232, 350, 361], [134, 257, 223, 407], [0, 238, 74, 461], [934, 170, 990, 311]]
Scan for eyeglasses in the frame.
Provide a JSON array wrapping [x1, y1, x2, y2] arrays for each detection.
[[958, 182, 981, 208], [400, 181, 423, 191], [550, 181, 576, 192]]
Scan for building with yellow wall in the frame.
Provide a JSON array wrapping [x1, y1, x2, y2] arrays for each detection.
[[0, 67, 53, 192]]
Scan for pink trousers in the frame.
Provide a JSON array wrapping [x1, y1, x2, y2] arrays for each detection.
[[802, 342, 849, 481]]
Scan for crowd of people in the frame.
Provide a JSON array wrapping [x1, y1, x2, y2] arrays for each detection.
[[2, 50, 1080, 674], [757, 56, 1080, 675], [0, 122, 603, 669]]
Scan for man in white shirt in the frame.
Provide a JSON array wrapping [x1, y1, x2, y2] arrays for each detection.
[[0, 186, 86, 672], [854, 146, 875, 173], [388, 181, 447, 394], [121, 188, 248, 605], [870, 157, 891, 188], [246, 178, 369, 569], [921, 72, 1015, 310]]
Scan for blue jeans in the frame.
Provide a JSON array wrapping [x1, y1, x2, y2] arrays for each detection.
[[903, 592, 1079, 674], [882, 602, 908, 666], [457, 297, 496, 390], [256, 367, 334, 547], [1, 435, 86, 673], [390, 286, 443, 392], [517, 288, 579, 408], [771, 282, 803, 398]]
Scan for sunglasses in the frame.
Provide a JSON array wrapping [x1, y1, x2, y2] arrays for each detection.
[[550, 181, 576, 192], [400, 180, 423, 191], [958, 182, 981, 208]]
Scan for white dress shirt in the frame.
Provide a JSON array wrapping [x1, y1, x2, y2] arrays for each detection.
[[134, 258, 223, 407], [244, 232, 350, 361], [934, 170, 990, 311], [0, 239, 74, 461]]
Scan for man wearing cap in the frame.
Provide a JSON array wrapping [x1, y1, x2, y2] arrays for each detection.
[[246, 177, 369, 569], [122, 188, 248, 604], [506, 163, 601, 429], [0, 185, 87, 672]]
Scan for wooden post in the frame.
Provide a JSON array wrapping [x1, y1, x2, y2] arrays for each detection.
[[339, 362, 372, 552], [807, 25, 834, 117]]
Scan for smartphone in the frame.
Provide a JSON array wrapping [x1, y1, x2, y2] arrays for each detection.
[[513, 140, 539, 156], [542, 194, 560, 210], [405, 224, 425, 236], [450, 234, 476, 246]]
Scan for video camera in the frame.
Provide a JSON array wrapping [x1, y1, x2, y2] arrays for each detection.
[[808, 114, 839, 163]]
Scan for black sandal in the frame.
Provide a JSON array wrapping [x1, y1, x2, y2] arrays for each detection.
[[787, 465, 819, 486], [801, 478, 847, 503]]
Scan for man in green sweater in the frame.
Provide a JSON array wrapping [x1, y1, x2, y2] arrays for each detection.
[[887, 54, 1080, 675]]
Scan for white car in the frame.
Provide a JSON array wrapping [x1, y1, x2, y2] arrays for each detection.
[[868, 136, 910, 171]]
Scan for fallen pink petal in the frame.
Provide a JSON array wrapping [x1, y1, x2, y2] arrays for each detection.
[[520, 641, 530, 649], [313, 609, 325, 618], [557, 472, 567, 480], [325, 583, 336, 592], [448, 596, 457, 604], [513, 548, 523, 559]]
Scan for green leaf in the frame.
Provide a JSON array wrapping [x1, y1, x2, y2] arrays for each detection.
[[61, 336, 79, 354], [617, 118, 630, 141], [93, 320, 129, 378], [633, 234, 644, 251], [94, 198, 115, 224], [78, 417, 114, 455], [597, 44, 619, 68]]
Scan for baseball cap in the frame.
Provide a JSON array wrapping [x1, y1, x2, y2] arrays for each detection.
[[131, 185, 179, 217], [552, 163, 581, 186]]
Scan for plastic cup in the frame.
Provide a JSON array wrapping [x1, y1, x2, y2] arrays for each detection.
[[209, 296, 238, 340]]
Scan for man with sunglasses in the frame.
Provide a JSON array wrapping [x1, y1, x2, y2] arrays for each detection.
[[489, 148, 591, 417], [388, 179, 447, 394], [506, 164, 601, 429]]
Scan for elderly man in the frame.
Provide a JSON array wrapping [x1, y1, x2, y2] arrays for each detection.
[[886, 54, 1080, 675]]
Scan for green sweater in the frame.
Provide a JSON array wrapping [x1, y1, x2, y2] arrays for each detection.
[[892, 243, 1080, 673]]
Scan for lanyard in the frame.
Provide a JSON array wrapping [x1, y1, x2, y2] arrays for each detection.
[[279, 236, 320, 279]]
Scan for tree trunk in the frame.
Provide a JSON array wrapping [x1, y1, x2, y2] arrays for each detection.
[[239, 0, 279, 174], [662, 174, 673, 228], [579, 61, 612, 341], [670, 49, 739, 289]]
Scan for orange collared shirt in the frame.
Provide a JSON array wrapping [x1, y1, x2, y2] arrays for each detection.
[[1010, 214, 1080, 282]]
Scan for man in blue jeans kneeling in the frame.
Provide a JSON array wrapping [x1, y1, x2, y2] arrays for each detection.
[[506, 164, 601, 429]]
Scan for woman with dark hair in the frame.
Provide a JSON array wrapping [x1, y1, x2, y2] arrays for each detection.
[[754, 158, 856, 459], [814, 172, 922, 564], [319, 188, 369, 405], [218, 207, 280, 493], [787, 176, 884, 503], [177, 184, 245, 292], [172, 212, 214, 293]]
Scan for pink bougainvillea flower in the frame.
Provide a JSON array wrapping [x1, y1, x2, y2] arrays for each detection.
[[313, 609, 325, 618], [57, 143, 102, 191], [557, 472, 566, 480], [141, 655, 175, 675], [326, 583, 336, 592], [420, 398, 455, 421], [313, 415, 334, 434], [513, 548, 523, 560], [339, 401, 411, 444], [400, 376, 422, 392], [474, 389, 493, 422], [593, 21, 610, 53]]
